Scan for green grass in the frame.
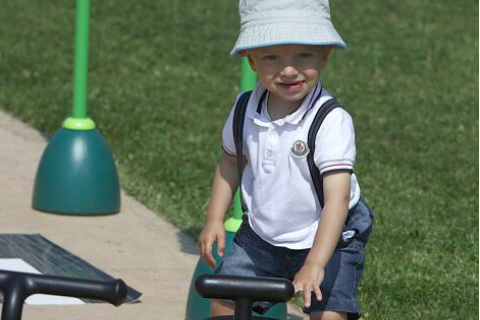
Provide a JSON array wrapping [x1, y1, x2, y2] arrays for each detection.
[[0, 0, 478, 319]]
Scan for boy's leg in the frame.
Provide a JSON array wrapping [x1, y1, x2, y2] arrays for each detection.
[[211, 299, 235, 316], [297, 201, 372, 320], [309, 311, 347, 320], [210, 217, 288, 316], [292, 238, 367, 320]]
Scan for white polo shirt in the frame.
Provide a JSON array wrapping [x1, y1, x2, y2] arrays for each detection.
[[222, 83, 361, 249]]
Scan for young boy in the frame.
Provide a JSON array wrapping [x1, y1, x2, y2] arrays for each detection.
[[199, 0, 373, 319]]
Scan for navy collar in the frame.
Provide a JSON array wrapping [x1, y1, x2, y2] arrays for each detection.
[[254, 83, 323, 125]]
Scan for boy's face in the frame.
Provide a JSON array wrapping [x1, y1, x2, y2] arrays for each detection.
[[246, 44, 331, 105]]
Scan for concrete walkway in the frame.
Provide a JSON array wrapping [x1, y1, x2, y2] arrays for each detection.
[[0, 110, 306, 320]]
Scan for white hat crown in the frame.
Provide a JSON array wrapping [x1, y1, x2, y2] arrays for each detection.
[[231, 0, 346, 57]]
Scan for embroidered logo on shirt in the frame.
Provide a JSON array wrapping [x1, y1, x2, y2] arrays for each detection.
[[290, 140, 310, 158]]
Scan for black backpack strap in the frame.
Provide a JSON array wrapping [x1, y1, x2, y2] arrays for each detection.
[[307, 98, 342, 208], [232, 91, 252, 214]]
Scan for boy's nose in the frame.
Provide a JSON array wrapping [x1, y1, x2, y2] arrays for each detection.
[[280, 65, 299, 78]]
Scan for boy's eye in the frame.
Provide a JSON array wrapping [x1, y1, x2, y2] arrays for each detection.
[[298, 53, 313, 59], [262, 55, 278, 61]]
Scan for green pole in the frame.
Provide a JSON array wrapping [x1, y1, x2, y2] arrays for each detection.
[[224, 57, 257, 231], [186, 58, 286, 319], [73, 0, 89, 119], [241, 57, 258, 93], [63, 0, 95, 130]]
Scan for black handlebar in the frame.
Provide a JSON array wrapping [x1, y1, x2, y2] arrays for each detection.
[[0, 270, 127, 320], [195, 275, 294, 320]]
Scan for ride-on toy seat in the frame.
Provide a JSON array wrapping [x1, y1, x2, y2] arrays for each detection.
[[195, 275, 294, 320]]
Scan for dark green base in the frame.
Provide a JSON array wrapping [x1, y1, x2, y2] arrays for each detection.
[[206, 317, 278, 320], [185, 232, 287, 320], [32, 128, 120, 215]]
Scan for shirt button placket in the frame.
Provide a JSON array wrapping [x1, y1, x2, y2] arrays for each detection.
[[266, 127, 275, 159], [263, 127, 276, 172]]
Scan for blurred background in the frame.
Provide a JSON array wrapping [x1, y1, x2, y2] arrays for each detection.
[[0, 0, 478, 318]]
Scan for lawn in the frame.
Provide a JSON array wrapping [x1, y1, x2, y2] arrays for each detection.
[[0, 0, 478, 319]]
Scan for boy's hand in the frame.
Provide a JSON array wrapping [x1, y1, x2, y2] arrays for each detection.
[[198, 220, 226, 268], [293, 262, 325, 308]]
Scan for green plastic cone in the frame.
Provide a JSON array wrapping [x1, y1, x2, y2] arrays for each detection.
[[32, 0, 120, 215], [32, 128, 120, 215]]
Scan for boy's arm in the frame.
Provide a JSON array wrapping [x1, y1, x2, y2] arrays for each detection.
[[293, 170, 350, 307], [198, 151, 243, 268]]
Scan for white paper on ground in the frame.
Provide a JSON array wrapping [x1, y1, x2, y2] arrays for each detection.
[[0, 258, 85, 305]]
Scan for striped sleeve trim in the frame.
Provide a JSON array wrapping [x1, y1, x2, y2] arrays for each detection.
[[320, 167, 354, 176], [319, 161, 354, 175]]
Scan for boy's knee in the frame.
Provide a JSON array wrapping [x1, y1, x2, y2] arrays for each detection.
[[210, 299, 235, 316], [309, 311, 347, 320]]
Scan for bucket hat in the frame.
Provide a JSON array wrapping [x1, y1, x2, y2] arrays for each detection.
[[231, 0, 346, 57]]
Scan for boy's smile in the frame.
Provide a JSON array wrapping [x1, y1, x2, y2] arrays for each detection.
[[246, 44, 331, 118]]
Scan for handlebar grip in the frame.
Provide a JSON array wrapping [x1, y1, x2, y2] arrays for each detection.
[[195, 275, 294, 303], [0, 270, 128, 320], [0, 270, 127, 306], [32, 274, 127, 306]]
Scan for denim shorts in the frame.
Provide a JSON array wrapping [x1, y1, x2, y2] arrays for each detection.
[[214, 199, 373, 320]]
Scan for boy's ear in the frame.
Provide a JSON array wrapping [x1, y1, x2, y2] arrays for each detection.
[[319, 46, 332, 70], [323, 46, 332, 62], [246, 53, 257, 72]]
